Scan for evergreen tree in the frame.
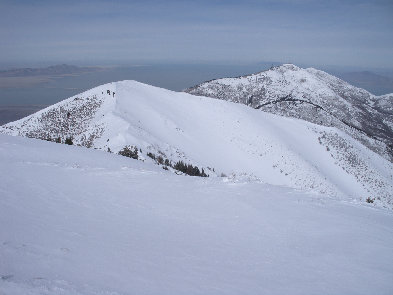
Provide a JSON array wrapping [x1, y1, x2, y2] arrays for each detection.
[[65, 137, 73, 145], [173, 161, 208, 177], [118, 146, 138, 159]]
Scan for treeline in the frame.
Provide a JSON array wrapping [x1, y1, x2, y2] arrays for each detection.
[[118, 146, 208, 177], [38, 135, 74, 145], [118, 146, 139, 159], [173, 160, 208, 177]]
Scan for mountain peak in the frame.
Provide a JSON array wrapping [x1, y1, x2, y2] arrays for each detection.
[[185, 65, 393, 163], [276, 63, 301, 71]]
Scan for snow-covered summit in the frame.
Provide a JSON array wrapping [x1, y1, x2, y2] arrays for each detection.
[[185, 64, 393, 161], [276, 63, 301, 72], [1, 80, 393, 207]]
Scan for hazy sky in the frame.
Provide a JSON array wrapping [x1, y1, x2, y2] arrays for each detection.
[[1, 0, 393, 68]]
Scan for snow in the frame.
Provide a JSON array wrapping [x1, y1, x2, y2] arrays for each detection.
[[1, 134, 393, 295], [1, 80, 393, 207], [185, 64, 393, 163]]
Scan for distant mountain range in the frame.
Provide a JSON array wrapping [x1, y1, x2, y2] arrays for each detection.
[[0, 64, 100, 77]]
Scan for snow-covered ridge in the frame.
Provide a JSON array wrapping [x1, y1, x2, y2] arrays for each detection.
[[185, 64, 393, 162], [1, 80, 393, 207]]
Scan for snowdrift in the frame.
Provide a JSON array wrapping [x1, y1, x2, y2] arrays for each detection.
[[1, 134, 393, 294]]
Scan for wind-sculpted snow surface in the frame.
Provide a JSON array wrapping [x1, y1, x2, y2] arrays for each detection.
[[185, 64, 393, 162], [1, 80, 393, 207], [1, 134, 393, 295]]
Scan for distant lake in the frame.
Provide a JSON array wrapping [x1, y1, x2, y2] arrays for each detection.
[[0, 64, 273, 106], [0, 105, 45, 125]]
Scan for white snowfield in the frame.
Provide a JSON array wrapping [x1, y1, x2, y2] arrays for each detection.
[[1, 80, 392, 207], [1, 134, 393, 295]]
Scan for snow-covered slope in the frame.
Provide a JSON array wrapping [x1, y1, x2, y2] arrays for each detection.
[[185, 64, 393, 162], [1, 134, 393, 295], [1, 80, 393, 207]]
